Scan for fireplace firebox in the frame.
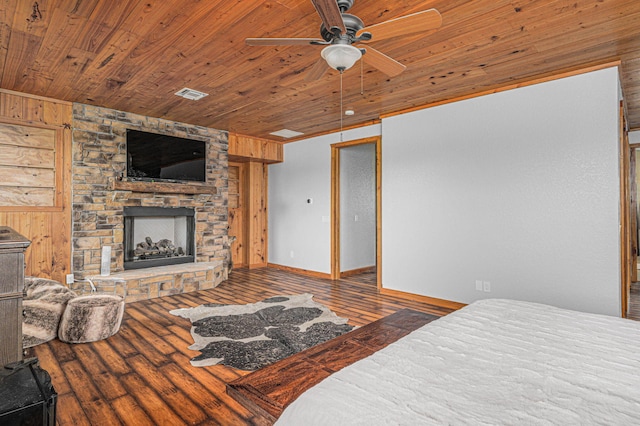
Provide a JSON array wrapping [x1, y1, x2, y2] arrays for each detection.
[[123, 207, 195, 270]]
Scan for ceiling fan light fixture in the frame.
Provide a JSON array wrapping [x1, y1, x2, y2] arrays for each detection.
[[321, 44, 362, 71]]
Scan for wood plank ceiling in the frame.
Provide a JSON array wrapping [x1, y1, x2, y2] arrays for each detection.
[[1, 0, 640, 141]]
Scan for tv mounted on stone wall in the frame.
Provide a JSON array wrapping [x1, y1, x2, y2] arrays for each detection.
[[126, 129, 206, 183]]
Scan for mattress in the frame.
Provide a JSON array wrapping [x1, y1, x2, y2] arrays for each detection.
[[275, 299, 640, 425]]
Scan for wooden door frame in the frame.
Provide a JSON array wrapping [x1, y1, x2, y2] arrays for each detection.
[[330, 136, 382, 290], [630, 144, 639, 285], [621, 101, 636, 318], [229, 161, 249, 268]]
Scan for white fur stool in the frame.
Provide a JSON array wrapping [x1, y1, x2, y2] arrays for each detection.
[[58, 295, 125, 343]]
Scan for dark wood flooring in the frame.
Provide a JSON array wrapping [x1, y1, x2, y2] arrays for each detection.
[[340, 269, 377, 286], [629, 281, 640, 321], [32, 267, 458, 426]]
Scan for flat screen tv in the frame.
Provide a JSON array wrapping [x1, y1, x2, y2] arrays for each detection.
[[126, 129, 206, 182]]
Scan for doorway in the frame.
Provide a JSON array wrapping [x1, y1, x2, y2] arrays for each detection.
[[331, 136, 382, 289], [628, 144, 640, 320], [228, 162, 247, 268]]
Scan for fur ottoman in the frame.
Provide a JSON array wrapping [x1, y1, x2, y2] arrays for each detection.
[[23, 277, 77, 348], [58, 295, 125, 343]]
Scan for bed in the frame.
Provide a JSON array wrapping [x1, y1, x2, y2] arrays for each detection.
[[272, 299, 640, 425]]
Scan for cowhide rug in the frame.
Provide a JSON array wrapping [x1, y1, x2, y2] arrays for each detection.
[[169, 293, 354, 370]]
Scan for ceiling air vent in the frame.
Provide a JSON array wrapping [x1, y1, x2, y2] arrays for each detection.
[[175, 88, 209, 100], [270, 129, 304, 139]]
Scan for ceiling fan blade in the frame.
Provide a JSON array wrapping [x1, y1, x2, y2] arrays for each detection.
[[305, 58, 329, 81], [359, 46, 406, 77], [356, 9, 442, 42], [310, 0, 346, 35], [246, 38, 324, 46]]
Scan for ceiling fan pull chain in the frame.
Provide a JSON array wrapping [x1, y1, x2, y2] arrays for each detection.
[[360, 58, 364, 95], [340, 71, 344, 142]]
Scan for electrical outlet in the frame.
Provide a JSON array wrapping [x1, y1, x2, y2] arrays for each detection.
[[475, 280, 483, 291], [290, 250, 294, 258], [483, 281, 491, 292], [66, 273, 74, 284], [354, 214, 359, 222]]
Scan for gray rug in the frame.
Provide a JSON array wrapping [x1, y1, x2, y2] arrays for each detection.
[[169, 293, 354, 370]]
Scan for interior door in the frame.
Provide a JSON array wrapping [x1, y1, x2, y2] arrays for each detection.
[[228, 162, 247, 268]]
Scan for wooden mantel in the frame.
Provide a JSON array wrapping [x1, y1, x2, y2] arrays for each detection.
[[111, 179, 217, 195]]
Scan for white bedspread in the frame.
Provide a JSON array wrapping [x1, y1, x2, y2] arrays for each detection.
[[275, 299, 640, 425]]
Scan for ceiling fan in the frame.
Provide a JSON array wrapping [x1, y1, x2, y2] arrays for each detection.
[[245, 0, 442, 80]]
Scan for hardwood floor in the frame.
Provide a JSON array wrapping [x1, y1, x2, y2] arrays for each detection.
[[33, 267, 457, 426], [340, 269, 377, 286], [629, 281, 640, 321]]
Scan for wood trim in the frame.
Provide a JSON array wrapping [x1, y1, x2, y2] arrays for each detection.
[[375, 135, 382, 291], [111, 179, 217, 194], [229, 161, 248, 268], [0, 88, 72, 106], [249, 262, 268, 269], [631, 147, 638, 283], [331, 137, 380, 149], [330, 136, 382, 284], [53, 123, 73, 280], [264, 163, 269, 269], [330, 144, 340, 280], [267, 263, 332, 279], [340, 266, 375, 278], [0, 116, 68, 131], [53, 127, 65, 208], [0, 206, 65, 213], [621, 102, 631, 318], [284, 119, 381, 144], [242, 162, 250, 268], [380, 287, 467, 311], [381, 61, 622, 120]]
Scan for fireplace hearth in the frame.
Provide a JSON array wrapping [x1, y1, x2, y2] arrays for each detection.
[[124, 207, 195, 270]]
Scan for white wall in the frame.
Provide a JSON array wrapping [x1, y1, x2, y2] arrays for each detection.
[[268, 125, 381, 273], [340, 143, 376, 271], [382, 67, 621, 316], [268, 67, 621, 316]]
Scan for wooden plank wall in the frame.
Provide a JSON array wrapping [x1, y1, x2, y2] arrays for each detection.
[[247, 162, 267, 268], [228, 133, 283, 164], [0, 89, 72, 283], [0, 123, 57, 206]]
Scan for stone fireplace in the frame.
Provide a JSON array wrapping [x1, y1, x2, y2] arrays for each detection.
[[123, 207, 195, 270], [70, 104, 230, 302]]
